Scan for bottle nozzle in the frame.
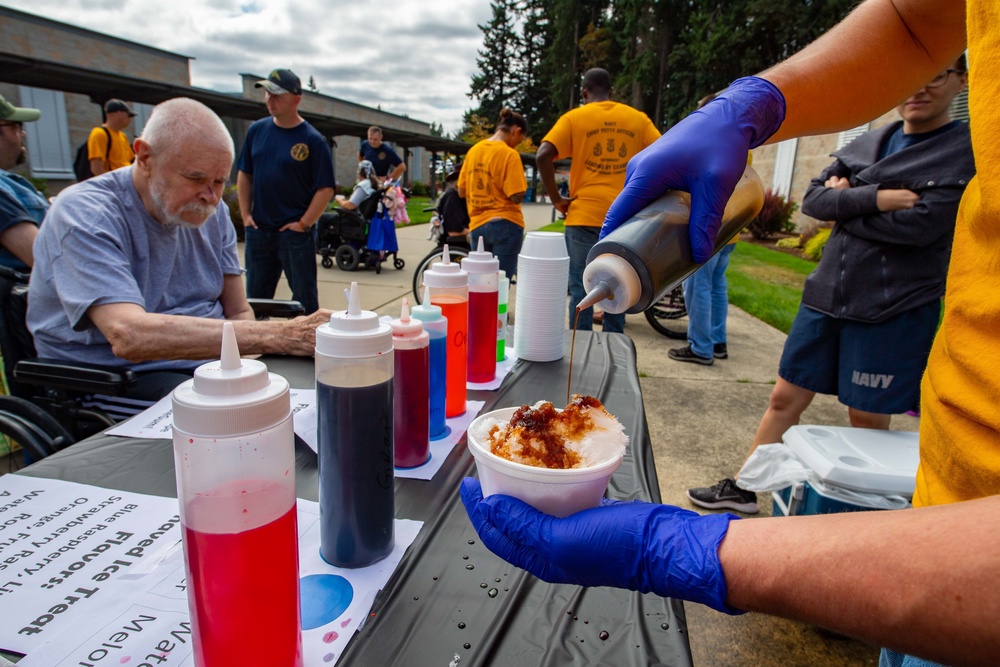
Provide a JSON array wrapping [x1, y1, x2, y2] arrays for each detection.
[[347, 282, 361, 316], [477, 236, 485, 253], [577, 280, 615, 312], [422, 284, 431, 306], [400, 297, 411, 322], [442, 244, 451, 265], [219, 321, 240, 371]]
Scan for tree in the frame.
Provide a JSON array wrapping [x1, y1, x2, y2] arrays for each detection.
[[307, 76, 319, 94], [469, 0, 521, 123]]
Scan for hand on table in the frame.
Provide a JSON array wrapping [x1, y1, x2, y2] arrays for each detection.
[[460, 477, 743, 613], [600, 77, 785, 262], [279, 309, 333, 355]]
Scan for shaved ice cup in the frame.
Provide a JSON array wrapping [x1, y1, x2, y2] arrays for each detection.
[[467, 407, 625, 517]]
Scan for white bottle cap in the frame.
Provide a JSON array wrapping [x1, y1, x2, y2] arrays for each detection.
[[316, 282, 393, 358], [390, 298, 429, 350], [421, 244, 469, 288], [410, 285, 443, 323], [172, 321, 290, 437], [461, 236, 500, 275], [581, 254, 643, 314]]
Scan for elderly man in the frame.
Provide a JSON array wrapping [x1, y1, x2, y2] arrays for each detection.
[[28, 97, 330, 405], [0, 95, 46, 270]]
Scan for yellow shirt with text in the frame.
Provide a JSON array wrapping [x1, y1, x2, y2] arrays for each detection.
[[458, 139, 526, 231], [541, 100, 660, 227], [915, 0, 1000, 507]]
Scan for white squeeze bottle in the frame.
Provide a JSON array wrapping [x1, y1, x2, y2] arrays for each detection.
[[172, 322, 302, 667]]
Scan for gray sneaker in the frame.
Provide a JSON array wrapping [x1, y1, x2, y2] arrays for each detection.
[[687, 478, 759, 514]]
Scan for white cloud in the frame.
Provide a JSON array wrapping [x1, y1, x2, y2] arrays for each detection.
[[5, 0, 491, 134]]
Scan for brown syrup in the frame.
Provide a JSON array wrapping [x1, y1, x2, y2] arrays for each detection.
[[488, 395, 605, 469], [568, 308, 581, 405]]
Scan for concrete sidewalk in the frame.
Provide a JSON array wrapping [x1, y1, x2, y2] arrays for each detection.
[[255, 202, 918, 666]]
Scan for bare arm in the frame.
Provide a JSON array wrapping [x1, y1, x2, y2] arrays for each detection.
[[0, 222, 38, 267], [218, 274, 256, 322], [763, 0, 967, 142], [87, 301, 332, 361], [536, 142, 571, 214], [388, 161, 406, 183], [237, 170, 256, 229], [89, 158, 107, 176], [281, 187, 334, 232], [721, 495, 1000, 666]]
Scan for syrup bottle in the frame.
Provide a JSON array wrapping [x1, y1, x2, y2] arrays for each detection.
[[422, 245, 468, 417], [462, 237, 499, 383], [390, 298, 430, 468], [410, 286, 449, 439]]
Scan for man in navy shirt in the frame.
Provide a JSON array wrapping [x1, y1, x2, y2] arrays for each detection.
[[358, 125, 406, 182], [0, 95, 47, 270], [238, 68, 334, 314]]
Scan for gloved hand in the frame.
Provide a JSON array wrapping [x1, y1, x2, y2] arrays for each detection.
[[601, 76, 785, 263], [460, 477, 743, 614]]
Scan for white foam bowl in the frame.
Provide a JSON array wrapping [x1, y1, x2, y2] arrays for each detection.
[[467, 407, 623, 517]]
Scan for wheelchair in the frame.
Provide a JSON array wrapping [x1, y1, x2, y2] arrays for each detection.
[[316, 189, 405, 274], [0, 266, 303, 464]]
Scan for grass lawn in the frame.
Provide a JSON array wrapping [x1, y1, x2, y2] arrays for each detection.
[[727, 240, 814, 334], [404, 196, 434, 227], [537, 220, 565, 233]]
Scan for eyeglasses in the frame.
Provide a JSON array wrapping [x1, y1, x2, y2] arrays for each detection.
[[925, 69, 963, 89], [0, 121, 24, 131]]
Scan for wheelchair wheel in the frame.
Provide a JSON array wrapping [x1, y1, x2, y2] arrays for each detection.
[[335, 245, 360, 271], [321, 256, 334, 269], [394, 257, 405, 270], [644, 286, 688, 339], [412, 246, 470, 303]]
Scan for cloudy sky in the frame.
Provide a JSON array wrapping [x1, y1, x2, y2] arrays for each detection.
[[5, 0, 493, 135]]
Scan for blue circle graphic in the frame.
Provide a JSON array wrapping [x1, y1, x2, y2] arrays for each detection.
[[300, 574, 354, 630]]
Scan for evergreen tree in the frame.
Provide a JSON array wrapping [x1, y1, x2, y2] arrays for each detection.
[[469, 0, 521, 123]]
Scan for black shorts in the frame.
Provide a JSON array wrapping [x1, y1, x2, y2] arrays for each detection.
[[778, 302, 940, 414]]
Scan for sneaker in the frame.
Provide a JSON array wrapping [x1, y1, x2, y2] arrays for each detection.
[[687, 478, 759, 514], [714, 343, 728, 359], [668, 345, 713, 365]]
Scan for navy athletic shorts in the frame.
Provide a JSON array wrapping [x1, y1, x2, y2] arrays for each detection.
[[778, 302, 940, 414]]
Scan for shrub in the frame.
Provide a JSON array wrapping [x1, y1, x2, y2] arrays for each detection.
[[803, 227, 832, 261], [776, 236, 801, 249], [747, 189, 798, 240], [799, 219, 834, 248], [223, 185, 244, 241], [409, 181, 429, 197]]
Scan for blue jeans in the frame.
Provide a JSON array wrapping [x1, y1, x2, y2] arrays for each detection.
[[244, 226, 319, 314], [682, 243, 735, 358], [565, 225, 625, 333], [470, 219, 523, 280]]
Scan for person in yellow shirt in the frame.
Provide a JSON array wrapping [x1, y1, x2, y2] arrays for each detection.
[[536, 68, 660, 333], [457, 108, 527, 278], [88, 99, 136, 176]]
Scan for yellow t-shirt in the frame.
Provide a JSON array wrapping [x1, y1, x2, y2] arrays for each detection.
[[87, 126, 134, 172], [458, 139, 526, 231], [914, 0, 1000, 507], [541, 100, 660, 227]]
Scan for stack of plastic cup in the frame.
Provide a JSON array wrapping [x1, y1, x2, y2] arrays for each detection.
[[513, 232, 570, 362]]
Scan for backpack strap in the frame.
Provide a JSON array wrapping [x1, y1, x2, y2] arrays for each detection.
[[103, 126, 112, 168]]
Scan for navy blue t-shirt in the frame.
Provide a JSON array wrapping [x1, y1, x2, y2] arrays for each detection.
[[238, 118, 335, 230], [878, 120, 960, 160], [359, 140, 403, 177]]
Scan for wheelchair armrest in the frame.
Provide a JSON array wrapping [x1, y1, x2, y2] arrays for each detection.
[[248, 299, 306, 319], [14, 358, 137, 395]]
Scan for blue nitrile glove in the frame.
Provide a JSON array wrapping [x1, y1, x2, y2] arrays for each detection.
[[460, 477, 744, 614], [600, 76, 785, 263]]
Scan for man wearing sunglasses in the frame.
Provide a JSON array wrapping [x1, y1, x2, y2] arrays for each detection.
[[0, 95, 46, 270], [688, 55, 974, 515]]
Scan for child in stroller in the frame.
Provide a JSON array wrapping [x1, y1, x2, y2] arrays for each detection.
[[316, 160, 405, 274]]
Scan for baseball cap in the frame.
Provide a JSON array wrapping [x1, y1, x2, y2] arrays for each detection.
[[0, 95, 41, 123], [105, 99, 136, 117], [255, 69, 302, 96]]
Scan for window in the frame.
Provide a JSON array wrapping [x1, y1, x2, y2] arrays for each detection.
[[131, 102, 155, 137], [836, 123, 871, 150], [771, 138, 798, 199], [18, 86, 74, 180]]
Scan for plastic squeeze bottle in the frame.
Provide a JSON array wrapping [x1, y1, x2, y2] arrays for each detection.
[[172, 322, 302, 667], [390, 298, 430, 468], [410, 285, 448, 439], [497, 269, 509, 362], [580, 165, 764, 314], [315, 282, 395, 568], [423, 245, 468, 417], [462, 237, 499, 383]]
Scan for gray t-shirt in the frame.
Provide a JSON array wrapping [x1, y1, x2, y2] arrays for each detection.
[[350, 179, 376, 207], [27, 167, 243, 372]]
